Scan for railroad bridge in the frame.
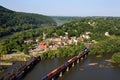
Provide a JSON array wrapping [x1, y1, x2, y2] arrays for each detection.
[[2, 48, 89, 80], [2, 56, 41, 80], [42, 48, 90, 80]]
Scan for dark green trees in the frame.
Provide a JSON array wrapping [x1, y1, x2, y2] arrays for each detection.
[[112, 52, 120, 63], [0, 6, 56, 37]]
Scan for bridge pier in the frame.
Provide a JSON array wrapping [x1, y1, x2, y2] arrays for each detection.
[[59, 72, 63, 77], [66, 67, 69, 71], [27, 66, 30, 69], [77, 58, 80, 63], [72, 62, 75, 67], [52, 78, 54, 80], [51, 76, 57, 80], [81, 57, 84, 60]]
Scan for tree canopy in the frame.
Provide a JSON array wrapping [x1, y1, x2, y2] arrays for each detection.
[[0, 6, 56, 37], [0, 16, 120, 58]]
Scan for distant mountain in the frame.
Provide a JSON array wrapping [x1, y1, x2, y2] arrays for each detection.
[[0, 6, 56, 37]]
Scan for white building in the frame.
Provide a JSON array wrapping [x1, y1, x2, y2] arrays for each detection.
[[105, 32, 110, 36]]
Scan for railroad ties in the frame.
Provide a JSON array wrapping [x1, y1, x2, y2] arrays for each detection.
[[42, 48, 90, 80], [3, 56, 41, 80]]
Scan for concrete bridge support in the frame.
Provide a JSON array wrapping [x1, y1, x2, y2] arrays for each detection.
[[52, 78, 54, 80], [72, 62, 75, 67], [77, 58, 80, 63], [81, 57, 84, 60], [66, 67, 69, 72], [59, 72, 63, 77]]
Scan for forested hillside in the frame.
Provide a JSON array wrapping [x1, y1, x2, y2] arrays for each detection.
[[58, 17, 120, 37], [0, 6, 56, 37], [0, 17, 120, 56]]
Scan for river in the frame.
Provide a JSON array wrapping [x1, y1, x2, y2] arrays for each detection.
[[56, 22, 64, 26], [23, 54, 120, 80]]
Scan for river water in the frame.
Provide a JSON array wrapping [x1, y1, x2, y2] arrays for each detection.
[[23, 54, 120, 80]]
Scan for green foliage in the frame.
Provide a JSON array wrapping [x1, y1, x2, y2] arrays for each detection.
[[0, 6, 56, 37], [0, 15, 120, 57], [90, 38, 120, 55], [112, 52, 120, 63], [52, 17, 120, 42], [41, 42, 85, 59], [22, 44, 29, 54]]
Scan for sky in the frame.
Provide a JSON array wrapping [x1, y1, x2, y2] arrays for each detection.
[[0, 0, 120, 16]]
